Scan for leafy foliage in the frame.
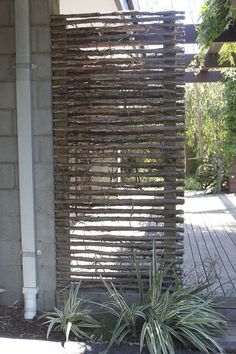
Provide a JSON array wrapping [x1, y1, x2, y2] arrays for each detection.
[[185, 83, 228, 188], [196, 161, 221, 190], [185, 176, 201, 191], [102, 246, 227, 354], [219, 43, 236, 66], [222, 70, 236, 164], [41, 283, 100, 341], [197, 0, 230, 50], [185, 83, 226, 160], [197, 0, 236, 65]]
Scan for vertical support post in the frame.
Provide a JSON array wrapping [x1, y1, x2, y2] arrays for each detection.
[[15, 0, 38, 318], [163, 13, 178, 276], [51, 17, 71, 294]]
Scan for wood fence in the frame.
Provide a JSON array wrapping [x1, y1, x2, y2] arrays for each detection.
[[51, 11, 185, 292]]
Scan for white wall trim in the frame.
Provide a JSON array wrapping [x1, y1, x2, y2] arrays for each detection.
[[15, 0, 38, 319]]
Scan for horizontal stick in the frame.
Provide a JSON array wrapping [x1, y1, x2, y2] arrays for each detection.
[[52, 39, 184, 51], [55, 197, 184, 206], [53, 68, 184, 81], [52, 25, 183, 36], [56, 269, 182, 279], [52, 46, 183, 57], [52, 56, 182, 65], [54, 183, 184, 190], [53, 92, 184, 101], [51, 11, 184, 19], [54, 170, 184, 178], [54, 132, 185, 140], [53, 90, 184, 99], [55, 207, 184, 215], [60, 38, 184, 47], [52, 65, 181, 74], [55, 188, 183, 196], [58, 243, 183, 250], [51, 15, 184, 26], [52, 82, 184, 91], [57, 259, 183, 270], [56, 280, 180, 288], [54, 141, 184, 147], [53, 143, 184, 151], [53, 124, 184, 133], [55, 159, 184, 167], [56, 223, 184, 231], [51, 31, 182, 40], [53, 111, 184, 118], [56, 215, 184, 223], [58, 233, 184, 241], [54, 152, 183, 158], [57, 256, 180, 264], [53, 112, 184, 119]]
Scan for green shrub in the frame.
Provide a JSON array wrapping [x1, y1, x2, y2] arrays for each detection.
[[185, 176, 202, 191]]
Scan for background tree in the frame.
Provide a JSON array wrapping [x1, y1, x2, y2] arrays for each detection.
[[185, 83, 228, 190], [222, 70, 236, 166]]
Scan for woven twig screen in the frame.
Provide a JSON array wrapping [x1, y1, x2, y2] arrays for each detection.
[[51, 11, 185, 291]]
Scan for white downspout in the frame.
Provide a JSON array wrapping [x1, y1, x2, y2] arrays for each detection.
[[15, 0, 38, 319]]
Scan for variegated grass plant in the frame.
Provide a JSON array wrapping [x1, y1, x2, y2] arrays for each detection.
[[41, 283, 100, 342], [102, 244, 227, 354]]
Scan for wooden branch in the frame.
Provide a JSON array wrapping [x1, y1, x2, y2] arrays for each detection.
[[51, 11, 185, 290]]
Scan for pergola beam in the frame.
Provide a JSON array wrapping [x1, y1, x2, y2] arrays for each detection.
[[185, 24, 236, 44], [185, 71, 222, 83], [185, 21, 236, 81], [184, 53, 236, 68]]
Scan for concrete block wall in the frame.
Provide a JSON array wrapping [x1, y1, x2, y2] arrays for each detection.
[[31, 0, 59, 310], [0, 0, 22, 305], [0, 0, 59, 310]]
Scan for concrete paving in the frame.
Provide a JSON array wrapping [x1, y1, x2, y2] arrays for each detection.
[[0, 338, 89, 354], [1, 333, 236, 354]]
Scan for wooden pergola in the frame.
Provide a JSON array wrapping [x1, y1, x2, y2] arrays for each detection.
[[120, 0, 236, 82]]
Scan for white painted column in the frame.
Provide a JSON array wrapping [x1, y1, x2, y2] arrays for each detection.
[[115, 0, 140, 10], [15, 0, 38, 319], [115, 0, 129, 10]]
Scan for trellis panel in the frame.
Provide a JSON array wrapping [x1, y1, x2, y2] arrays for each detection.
[[51, 11, 185, 291]]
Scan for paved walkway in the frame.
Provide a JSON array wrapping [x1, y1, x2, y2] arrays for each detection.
[[184, 192, 236, 296], [0, 339, 98, 354], [1, 335, 236, 354], [0, 338, 66, 354]]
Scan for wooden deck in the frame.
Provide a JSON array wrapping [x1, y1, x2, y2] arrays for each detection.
[[184, 191, 236, 296]]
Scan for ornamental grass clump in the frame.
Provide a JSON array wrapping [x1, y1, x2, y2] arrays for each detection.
[[103, 245, 227, 354], [41, 283, 100, 342]]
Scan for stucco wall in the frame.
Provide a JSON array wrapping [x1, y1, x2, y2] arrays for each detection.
[[0, 0, 59, 310]]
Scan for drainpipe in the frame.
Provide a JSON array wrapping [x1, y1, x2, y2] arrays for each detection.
[[15, 0, 38, 319]]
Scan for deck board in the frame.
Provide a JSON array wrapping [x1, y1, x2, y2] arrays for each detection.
[[184, 192, 236, 296]]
